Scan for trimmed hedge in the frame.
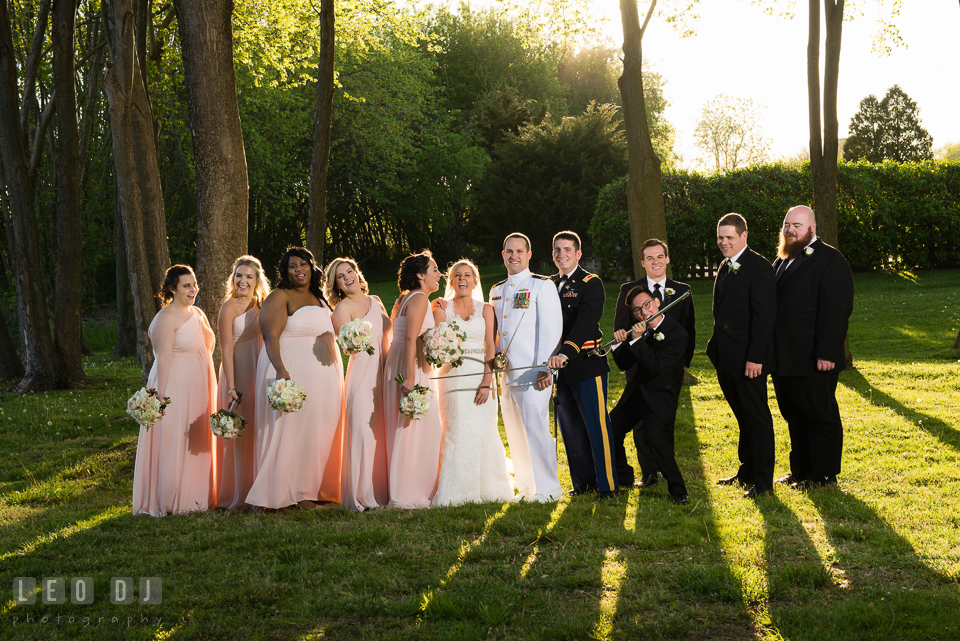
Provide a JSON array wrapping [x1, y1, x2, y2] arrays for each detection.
[[589, 161, 960, 280]]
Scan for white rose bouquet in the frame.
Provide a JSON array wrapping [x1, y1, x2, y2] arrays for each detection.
[[210, 396, 246, 439], [126, 387, 171, 430], [337, 318, 375, 356], [399, 384, 433, 421], [266, 379, 307, 414], [422, 321, 467, 368]]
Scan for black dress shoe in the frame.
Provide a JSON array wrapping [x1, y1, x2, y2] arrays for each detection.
[[793, 475, 837, 490], [596, 490, 619, 500], [743, 485, 771, 499], [776, 473, 803, 485], [634, 474, 659, 489], [717, 474, 744, 486], [567, 486, 596, 496], [672, 494, 689, 505]]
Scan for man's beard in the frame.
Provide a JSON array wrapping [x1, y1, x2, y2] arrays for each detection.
[[778, 227, 815, 260]]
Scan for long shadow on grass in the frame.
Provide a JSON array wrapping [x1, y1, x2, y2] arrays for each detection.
[[773, 487, 960, 639], [609, 385, 755, 639], [411, 500, 560, 639], [840, 368, 960, 451], [758, 493, 838, 637]]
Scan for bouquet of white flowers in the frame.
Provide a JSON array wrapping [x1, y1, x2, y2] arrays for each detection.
[[210, 397, 246, 439], [336, 318, 375, 355], [398, 384, 433, 421], [266, 379, 307, 414], [422, 321, 467, 368], [126, 387, 171, 430]]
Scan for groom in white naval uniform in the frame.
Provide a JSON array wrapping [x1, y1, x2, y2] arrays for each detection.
[[489, 233, 564, 502]]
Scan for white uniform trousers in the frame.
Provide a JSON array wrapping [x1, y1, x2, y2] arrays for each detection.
[[500, 383, 562, 501]]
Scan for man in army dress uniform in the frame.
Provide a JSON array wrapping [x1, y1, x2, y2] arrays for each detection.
[[490, 233, 564, 502], [547, 231, 619, 498]]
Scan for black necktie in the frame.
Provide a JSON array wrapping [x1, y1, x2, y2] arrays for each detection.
[[653, 282, 663, 303], [717, 263, 730, 295], [777, 260, 789, 277]]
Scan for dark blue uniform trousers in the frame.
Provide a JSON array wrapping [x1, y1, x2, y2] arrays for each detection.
[[556, 373, 619, 493]]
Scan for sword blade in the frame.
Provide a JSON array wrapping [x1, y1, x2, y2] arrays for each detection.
[[430, 361, 551, 380]]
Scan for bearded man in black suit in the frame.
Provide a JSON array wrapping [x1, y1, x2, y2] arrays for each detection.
[[706, 213, 777, 499], [772, 205, 854, 488], [610, 285, 689, 504], [612, 238, 696, 488]]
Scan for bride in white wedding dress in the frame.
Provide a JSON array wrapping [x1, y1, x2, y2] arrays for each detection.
[[431, 259, 515, 507]]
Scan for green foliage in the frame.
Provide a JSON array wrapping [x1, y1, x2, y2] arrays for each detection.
[[589, 162, 960, 279], [935, 141, 960, 162], [474, 102, 628, 260], [843, 85, 934, 164]]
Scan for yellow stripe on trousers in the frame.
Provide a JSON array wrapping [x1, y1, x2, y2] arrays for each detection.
[[594, 377, 615, 490]]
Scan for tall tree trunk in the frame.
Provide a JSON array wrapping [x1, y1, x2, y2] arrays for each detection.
[[808, 0, 843, 248], [306, 0, 334, 264], [102, 0, 158, 377], [51, 0, 85, 388], [618, 0, 669, 281], [174, 0, 249, 367], [19, 0, 52, 137], [808, 0, 851, 368], [0, 171, 23, 378], [114, 196, 137, 357], [0, 0, 62, 391]]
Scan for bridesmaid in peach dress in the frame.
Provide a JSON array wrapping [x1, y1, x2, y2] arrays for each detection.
[[247, 247, 344, 510], [215, 256, 270, 510], [133, 265, 217, 516], [326, 257, 392, 512], [382, 251, 444, 509]]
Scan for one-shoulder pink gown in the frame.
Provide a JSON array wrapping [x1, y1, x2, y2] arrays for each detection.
[[341, 298, 392, 511], [216, 306, 263, 510], [132, 306, 218, 516], [247, 304, 344, 508], [382, 290, 443, 509]]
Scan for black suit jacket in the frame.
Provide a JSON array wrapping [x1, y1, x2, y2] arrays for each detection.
[[772, 239, 854, 376], [614, 277, 696, 367], [612, 315, 688, 421], [706, 247, 777, 378], [551, 266, 610, 386]]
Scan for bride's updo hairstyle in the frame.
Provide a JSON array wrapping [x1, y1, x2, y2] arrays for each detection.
[[443, 258, 482, 300], [397, 250, 433, 292]]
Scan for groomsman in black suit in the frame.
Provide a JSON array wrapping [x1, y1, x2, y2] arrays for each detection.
[[772, 206, 854, 488], [610, 285, 689, 504], [612, 239, 696, 488], [706, 213, 777, 499], [548, 231, 619, 499]]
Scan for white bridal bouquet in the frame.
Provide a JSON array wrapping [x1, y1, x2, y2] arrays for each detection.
[[422, 321, 467, 368], [399, 384, 433, 421], [126, 387, 171, 430], [266, 379, 307, 414], [210, 397, 246, 439], [337, 318, 375, 355]]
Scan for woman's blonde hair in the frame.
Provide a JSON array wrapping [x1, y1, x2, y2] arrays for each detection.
[[324, 257, 369, 308], [223, 255, 271, 307], [443, 258, 482, 300]]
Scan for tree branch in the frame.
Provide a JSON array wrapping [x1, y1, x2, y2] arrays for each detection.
[[639, 0, 657, 41], [28, 91, 56, 179], [19, 0, 53, 135]]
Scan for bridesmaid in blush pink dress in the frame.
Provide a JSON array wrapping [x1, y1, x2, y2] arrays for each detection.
[[382, 251, 444, 509], [246, 247, 344, 510], [133, 265, 217, 516], [326, 257, 392, 512], [215, 256, 270, 510]]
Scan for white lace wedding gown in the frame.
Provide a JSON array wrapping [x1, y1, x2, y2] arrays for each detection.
[[433, 299, 516, 507]]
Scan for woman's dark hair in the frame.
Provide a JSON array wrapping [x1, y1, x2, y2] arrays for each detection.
[[276, 246, 328, 305], [397, 250, 433, 292], [157, 264, 195, 306]]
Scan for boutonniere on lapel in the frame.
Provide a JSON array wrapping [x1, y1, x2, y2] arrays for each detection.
[[804, 246, 815, 256], [654, 332, 665, 342], [728, 260, 741, 274], [665, 287, 675, 297]]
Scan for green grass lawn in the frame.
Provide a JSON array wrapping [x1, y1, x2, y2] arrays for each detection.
[[1, 269, 958, 640]]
